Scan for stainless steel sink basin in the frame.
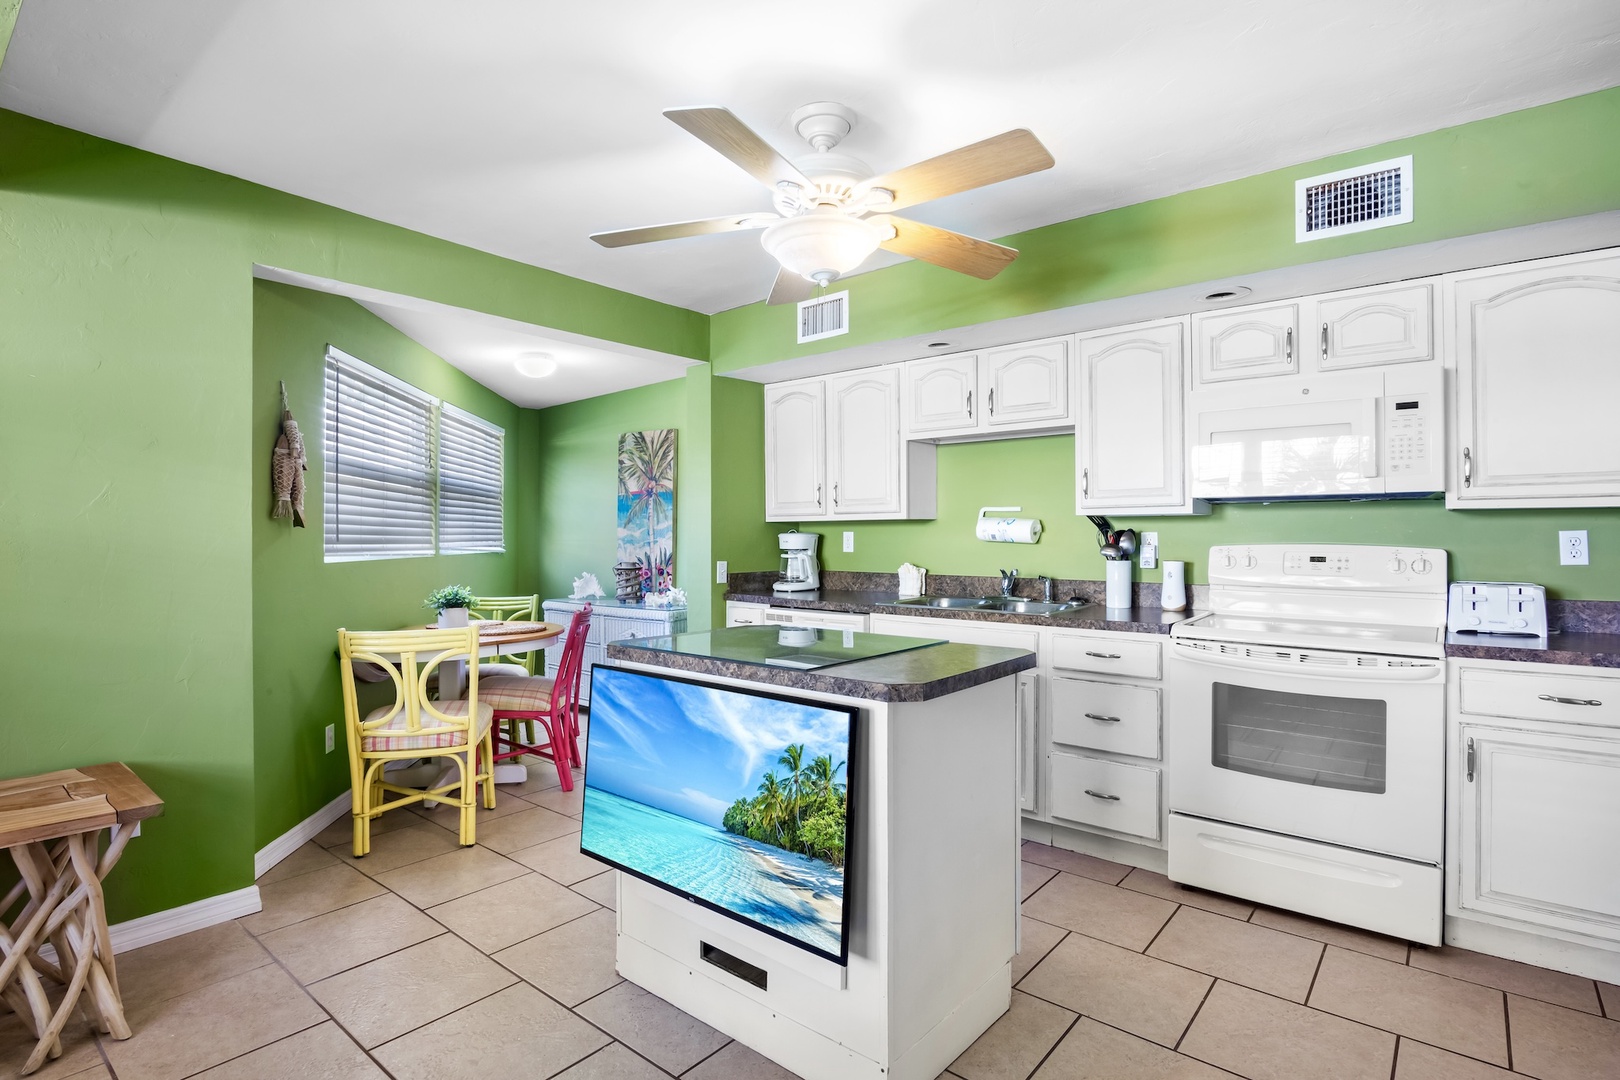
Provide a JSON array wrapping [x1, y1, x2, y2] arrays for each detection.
[[888, 596, 1081, 616], [977, 598, 1074, 615], [888, 596, 994, 609]]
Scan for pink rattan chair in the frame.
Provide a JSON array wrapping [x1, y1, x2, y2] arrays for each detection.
[[479, 605, 590, 790]]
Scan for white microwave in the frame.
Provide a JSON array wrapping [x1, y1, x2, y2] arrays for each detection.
[[1187, 365, 1443, 500]]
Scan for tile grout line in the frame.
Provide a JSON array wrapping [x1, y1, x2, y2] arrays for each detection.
[[677, 1037, 736, 1077], [1138, 903, 1181, 955], [1502, 990, 1513, 1073], [1302, 942, 1327, 1005], [1020, 1011, 1082, 1080], [1388, 1035, 1400, 1080], [1172, 976, 1218, 1052]]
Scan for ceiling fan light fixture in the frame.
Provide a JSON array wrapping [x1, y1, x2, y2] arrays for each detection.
[[761, 210, 887, 285], [515, 352, 558, 378]]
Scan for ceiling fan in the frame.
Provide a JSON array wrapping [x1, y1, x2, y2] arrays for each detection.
[[590, 102, 1055, 305]]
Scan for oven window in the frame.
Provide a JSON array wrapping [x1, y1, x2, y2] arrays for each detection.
[[1211, 682, 1387, 794]]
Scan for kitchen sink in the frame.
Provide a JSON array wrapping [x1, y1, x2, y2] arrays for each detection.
[[888, 596, 1081, 616]]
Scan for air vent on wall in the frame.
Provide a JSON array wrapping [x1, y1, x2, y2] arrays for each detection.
[[797, 290, 849, 344], [1296, 155, 1412, 243]]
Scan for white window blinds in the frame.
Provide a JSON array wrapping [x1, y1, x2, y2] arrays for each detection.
[[438, 403, 505, 554], [322, 347, 437, 561]]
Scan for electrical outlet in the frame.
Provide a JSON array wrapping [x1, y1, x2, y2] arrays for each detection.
[[1560, 530, 1589, 566], [1140, 532, 1159, 570], [715, 560, 728, 584], [843, 531, 855, 553], [325, 723, 335, 753]]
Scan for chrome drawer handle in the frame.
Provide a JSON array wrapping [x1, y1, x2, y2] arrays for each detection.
[[1321, 322, 1329, 361], [1462, 447, 1472, 487], [1081, 468, 1089, 498], [967, 389, 973, 420], [1084, 789, 1120, 801], [1538, 694, 1603, 707], [1085, 651, 1122, 660], [1285, 326, 1293, 363], [1084, 713, 1122, 723], [988, 387, 995, 415]]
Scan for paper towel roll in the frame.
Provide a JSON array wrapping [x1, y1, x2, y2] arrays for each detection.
[[976, 507, 1042, 544]]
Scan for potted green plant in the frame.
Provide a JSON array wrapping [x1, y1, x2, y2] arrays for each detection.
[[426, 584, 476, 628]]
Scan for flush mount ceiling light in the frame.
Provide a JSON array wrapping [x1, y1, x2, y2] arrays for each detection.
[[514, 352, 558, 378], [591, 102, 1055, 306], [1202, 286, 1253, 303]]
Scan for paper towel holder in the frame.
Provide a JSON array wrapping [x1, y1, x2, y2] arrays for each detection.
[[976, 506, 1043, 544]]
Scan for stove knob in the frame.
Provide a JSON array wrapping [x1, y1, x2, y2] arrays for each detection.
[[1388, 557, 1406, 574], [1241, 553, 1258, 569], [1221, 552, 1237, 569], [1412, 556, 1432, 574]]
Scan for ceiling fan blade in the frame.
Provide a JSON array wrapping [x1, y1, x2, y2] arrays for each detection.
[[664, 107, 811, 190], [859, 129, 1054, 213], [877, 216, 1019, 280], [590, 213, 777, 248], [766, 266, 816, 306]]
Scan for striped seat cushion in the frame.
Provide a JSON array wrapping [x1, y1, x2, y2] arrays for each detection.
[[361, 699, 493, 752], [479, 675, 557, 713]]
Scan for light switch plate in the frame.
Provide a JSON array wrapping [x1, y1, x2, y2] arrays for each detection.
[[716, 561, 728, 583], [843, 531, 855, 553], [324, 724, 335, 753], [1560, 530, 1589, 566]]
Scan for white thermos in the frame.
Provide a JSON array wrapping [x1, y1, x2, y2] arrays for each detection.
[[1162, 561, 1188, 612]]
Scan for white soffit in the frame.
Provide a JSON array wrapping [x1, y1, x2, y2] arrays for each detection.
[[253, 267, 698, 409], [4, 2, 1620, 315]]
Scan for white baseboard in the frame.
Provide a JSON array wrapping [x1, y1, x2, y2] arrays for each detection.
[[41, 884, 262, 963], [254, 790, 351, 879]]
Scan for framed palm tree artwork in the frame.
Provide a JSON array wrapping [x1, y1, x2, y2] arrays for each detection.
[[617, 429, 675, 592]]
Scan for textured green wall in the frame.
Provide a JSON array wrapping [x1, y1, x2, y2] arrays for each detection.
[[805, 436, 1619, 599], [0, 107, 697, 921], [709, 86, 1620, 369], [251, 282, 529, 849]]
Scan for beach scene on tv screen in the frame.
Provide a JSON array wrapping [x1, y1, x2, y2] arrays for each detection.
[[582, 668, 850, 957]]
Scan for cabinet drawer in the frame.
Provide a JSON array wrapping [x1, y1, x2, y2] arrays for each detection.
[[1458, 668, 1620, 728], [1050, 678, 1161, 758], [1048, 754, 1160, 839], [1051, 632, 1161, 679]]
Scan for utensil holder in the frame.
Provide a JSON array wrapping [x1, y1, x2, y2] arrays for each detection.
[[1105, 561, 1132, 610]]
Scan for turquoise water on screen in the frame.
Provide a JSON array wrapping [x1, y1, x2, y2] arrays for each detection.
[[582, 787, 844, 956]]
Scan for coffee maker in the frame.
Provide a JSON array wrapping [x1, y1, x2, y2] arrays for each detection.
[[774, 530, 821, 593]]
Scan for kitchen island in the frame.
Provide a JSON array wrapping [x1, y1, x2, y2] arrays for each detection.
[[600, 626, 1037, 1080]]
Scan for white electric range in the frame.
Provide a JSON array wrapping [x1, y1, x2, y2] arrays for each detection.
[[1166, 544, 1449, 944]]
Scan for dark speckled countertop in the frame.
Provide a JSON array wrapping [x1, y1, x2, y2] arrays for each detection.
[[726, 588, 1193, 635], [605, 627, 1036, 702], [1443, 632, 1620, 668]]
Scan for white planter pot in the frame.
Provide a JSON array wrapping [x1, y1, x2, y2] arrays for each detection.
[[437, 606, 470, 628]]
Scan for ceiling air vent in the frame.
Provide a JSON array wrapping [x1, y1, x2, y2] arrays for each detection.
[[1296, 155, 1412, 243], [797, 291, 849, 344]]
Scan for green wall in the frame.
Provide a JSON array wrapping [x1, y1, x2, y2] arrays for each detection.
[[803, 436, 1620, 599], [709, 85, 1620, 369], [0, 107, 696, 921], [251, 281, 534, 849]]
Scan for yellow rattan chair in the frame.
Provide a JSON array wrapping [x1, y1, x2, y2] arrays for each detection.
[[470, 595, 542, 677], [337, 626, 496, 854]]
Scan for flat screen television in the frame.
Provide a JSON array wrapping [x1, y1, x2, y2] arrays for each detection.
[[580, 664, 858, 965]]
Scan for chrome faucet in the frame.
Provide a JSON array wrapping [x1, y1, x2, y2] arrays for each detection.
[[1038, 575, 1053, 602], [998, 568, 1019, 597]]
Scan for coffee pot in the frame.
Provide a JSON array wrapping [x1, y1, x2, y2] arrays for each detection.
[[774, 530, 821, 593]]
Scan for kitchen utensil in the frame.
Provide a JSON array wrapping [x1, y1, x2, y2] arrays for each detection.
[[1116, 529, 1138, 558]]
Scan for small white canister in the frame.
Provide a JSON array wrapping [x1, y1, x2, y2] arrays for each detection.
[[1105, 561, 1132, 610], [1161, 561, 1188, 612]]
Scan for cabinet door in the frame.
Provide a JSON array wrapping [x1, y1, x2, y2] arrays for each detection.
[[826, 367, 902, 516], [983, 338, 1070, 428], [1457, 724, 1620, 942], [1450, 251, 1620, 506], [1193, 301, 1300, 384], [1077, 319, 1197, 513], [764, 381, 826, 520], [904, 353, 978, 435], [1314, 281, 1434, 371]]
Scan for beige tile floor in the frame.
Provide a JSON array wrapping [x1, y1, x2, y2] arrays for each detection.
[[6, 770, 1620, 1080]]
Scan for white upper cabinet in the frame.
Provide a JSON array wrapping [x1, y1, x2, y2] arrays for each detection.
[[827, 367, 903, 516], [765, 369, 936, 522], [1193, 301, 1300, 385], [1448, 249, 1620, 508], [1316, 281, 1434, 370], [903, 353, 978, 435], [1076, 318, 1208, 515], [764, 381, 826, 519], [902, 337, 1071, 440], [984, 338, 1070, 428]]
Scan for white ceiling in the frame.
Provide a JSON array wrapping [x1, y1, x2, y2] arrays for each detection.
[[253, 266, 699, 408], [5, 1, 1619, 320]]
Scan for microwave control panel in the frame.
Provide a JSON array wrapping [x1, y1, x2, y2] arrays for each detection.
[[1382, 392, 1433, 481]]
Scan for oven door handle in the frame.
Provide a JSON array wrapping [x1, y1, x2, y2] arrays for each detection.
[[1170, 641, 1444, 682]]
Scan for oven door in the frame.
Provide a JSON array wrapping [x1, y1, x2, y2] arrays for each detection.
[[1167, 637, 1445, 862]]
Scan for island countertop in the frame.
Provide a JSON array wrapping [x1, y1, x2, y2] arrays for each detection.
[[605, 626, 1037, 702]]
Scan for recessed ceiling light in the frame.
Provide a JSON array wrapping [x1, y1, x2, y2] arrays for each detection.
[[1202, 286, 1253, 303], [515, 352, 558, 378], [927, 341, 953, 349]]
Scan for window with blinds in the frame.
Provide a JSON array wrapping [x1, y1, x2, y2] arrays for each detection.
[[321, 347, 505, 562], [438, 403, 505, 554]]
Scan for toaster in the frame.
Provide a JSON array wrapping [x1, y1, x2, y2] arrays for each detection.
[[1447, 582, 1549, 637]]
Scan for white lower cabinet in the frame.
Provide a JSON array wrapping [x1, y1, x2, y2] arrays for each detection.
[[542, 599, 687, 706], [1048, 755, 1160, 840], [1448, 661, 1620, 967]]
